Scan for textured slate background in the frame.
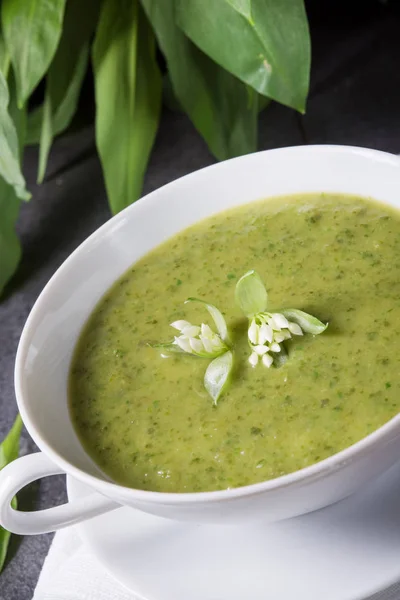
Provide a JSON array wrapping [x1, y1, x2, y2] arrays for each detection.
[[1, 1, 400, 598]]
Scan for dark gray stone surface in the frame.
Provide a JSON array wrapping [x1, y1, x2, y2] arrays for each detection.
[[1, 2, 400, 598]]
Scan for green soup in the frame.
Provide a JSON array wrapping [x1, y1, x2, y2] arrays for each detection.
[[69, 193, 400, 492]]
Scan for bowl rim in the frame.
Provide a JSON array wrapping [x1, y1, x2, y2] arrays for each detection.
[[14, 143, 400, 504]]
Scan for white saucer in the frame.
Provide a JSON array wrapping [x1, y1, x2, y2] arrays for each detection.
[[67, 462, 400, 600]]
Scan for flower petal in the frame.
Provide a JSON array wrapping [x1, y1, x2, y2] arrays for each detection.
[[268, 315, 281, 331], [201, 323, 214, 338], [185, 298, 230, 343], [174, 336, 192, 353], [248, 320, 259, 345], [262, 354, 273, 368], [271, 313, 289, 329], [248, 352, 259, 367], [182, 325, 201, 337], [259, 322, 273, 344], [189, 337, 204, 354], [254, 344, 269, 356], [211, 336, 226, 351], [288, 322, 303, 336], [281, 308, 328, 335], [274, 332, 286, 343], [200, 335, 213, 353], [235, 270, 268, 316], [270, 342, 281, 353], [170, 320, 191, 331], [204, 351, 234, 405]]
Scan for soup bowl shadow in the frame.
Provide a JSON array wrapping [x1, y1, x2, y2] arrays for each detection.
[[1, 145, 400, 535]]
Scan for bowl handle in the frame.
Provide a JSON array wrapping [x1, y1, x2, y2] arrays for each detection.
[[0, 452, 119, 535]]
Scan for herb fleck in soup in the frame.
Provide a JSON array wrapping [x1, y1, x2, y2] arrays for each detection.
[[69, 194, 400, 492]]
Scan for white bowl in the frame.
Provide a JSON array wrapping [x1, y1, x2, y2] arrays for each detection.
[[1, 145, 400, 536]]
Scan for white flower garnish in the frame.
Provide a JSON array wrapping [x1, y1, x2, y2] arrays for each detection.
[[236, 270, 328, 369], [171, 318, 228, 357], [151, 271, 328, 404], [246, 311, 303, 368], [150, 298, 233, 404]]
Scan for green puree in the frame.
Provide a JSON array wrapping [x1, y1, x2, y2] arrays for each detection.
[[69, 193, 400, 493]]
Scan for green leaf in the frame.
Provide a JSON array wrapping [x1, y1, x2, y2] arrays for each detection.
[[0, 69, 26, 295], [141, 0, 258, 160], [0, 496, 16, 573], [226, 0, 252, 20], [176, 0, 311, 112], [25, 106, 44, 146], [0, 187, 21, 295], [46, 0, 98, 119], [185, 298, 230, 343], [2, 0, 66, 108], [235, 270, 268, 317], [26, 90, 83, 146], [92, 0, 162, 214], [37, 90, 52, 184], [281, 309, 328, 335], [0, 415, 22, 470], [36, 0, 99, 181], [0, 415, 22, 573], [0, 72, 29, 201], [0, 33, 10, 77], [163, 74, 270, 116], [204, 351, 233, 405]]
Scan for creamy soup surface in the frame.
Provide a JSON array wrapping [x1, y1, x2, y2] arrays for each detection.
[[69, 194, 400, 492]]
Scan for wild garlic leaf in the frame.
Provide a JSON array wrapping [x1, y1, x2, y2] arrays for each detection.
[[162, 71, 269, 117], [0, 31, 10, 77], [0, 496, 16, 573], [0, 72, 29, 201], [235, 270, 268, 317], [204, 350, 233, 405], [0, 415, 23, 573], [0, 415, 22, 470], [225, 0, 252, 20], [37, 91, 52, 185], [141, 0, 257, 161], [93, 0, 162, 214], [0, 184, 21, 295], [1, 0, 66, 108], [26, 105, 51, 146], [37, 0, 99, 182], [185, 298, 230, 344], [0, 70, 26, 295], [281, 309, 328, 335], [26, 46, 87, 147], [175, 0, 310, 112]]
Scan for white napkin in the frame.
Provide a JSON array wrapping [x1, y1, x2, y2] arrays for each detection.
[[34, 523, 400, 600], [33, 528, 137, 600], [33, 525, 400, 600]]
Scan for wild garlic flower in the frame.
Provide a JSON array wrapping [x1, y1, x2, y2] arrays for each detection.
[[235, 270, 328, 370], [247, 312, 302, 368], [170, 320, 228, 357], [151, 298, 233, 404], [151, 271, 328, 405]]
